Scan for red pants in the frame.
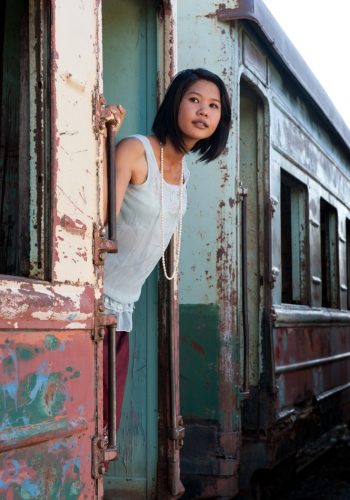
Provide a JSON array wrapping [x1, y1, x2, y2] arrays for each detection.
[[103, 330, 130, 433]]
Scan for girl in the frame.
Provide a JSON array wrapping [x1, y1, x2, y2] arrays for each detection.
[[103, 68, 231, 433]]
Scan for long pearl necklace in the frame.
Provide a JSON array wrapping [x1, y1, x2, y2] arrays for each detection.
[[160, 144, 185, 280]]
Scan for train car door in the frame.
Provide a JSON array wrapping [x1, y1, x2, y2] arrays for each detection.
[[0, 1, 106, 498], [239, 79, 271, 492], [102, 1, 159, 498]]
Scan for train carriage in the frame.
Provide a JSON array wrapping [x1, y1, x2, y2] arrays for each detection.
[[0, 0, 185, 498], [0, 0, 106, 498], [179, 0, 350, 498], [1, 0, 350, 499]]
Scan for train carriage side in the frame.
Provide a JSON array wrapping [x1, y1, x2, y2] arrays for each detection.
[[177, 1, 240, 498], [233, 5, 350, 493], [0, 1, 107, 498], [267, 34, 350, 459], [179, 0, 350, 498]]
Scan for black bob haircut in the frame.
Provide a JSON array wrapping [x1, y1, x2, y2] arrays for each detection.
[[152, 68, 231, 163]]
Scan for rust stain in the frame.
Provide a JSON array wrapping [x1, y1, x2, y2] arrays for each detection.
[[215, 154, 238, 432], [50, 0, 60, 282], [206, 3, 234, 19], [217, 246, 225, 261], [60, 214, 87, 236], [76, 248, 88, 261], [0, 282, 94, 329], [190, 340, 206, 356]]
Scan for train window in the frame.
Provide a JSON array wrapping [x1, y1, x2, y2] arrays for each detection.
[[0, 0, 51, 279], [320, 199, 339, 308], [280, 170, 309, 304], [346, 219, 350, 309]]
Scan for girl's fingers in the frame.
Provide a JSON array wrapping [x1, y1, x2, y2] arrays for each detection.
[[103, 104, 126, 130], [112, 105, 126, 123]]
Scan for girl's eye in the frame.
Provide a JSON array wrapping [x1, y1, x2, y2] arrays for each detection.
[[210, 103, 220, 109], [189, 96, 199, 103]]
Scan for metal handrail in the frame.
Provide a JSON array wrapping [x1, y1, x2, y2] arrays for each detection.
[[241, 187, 250, 397], [106, 120, 117, 450], [106, 122, 116, 242]]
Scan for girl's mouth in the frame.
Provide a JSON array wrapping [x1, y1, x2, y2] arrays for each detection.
[[192, 120, 208, 129]]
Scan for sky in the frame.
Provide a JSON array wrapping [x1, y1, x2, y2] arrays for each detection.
[[262, 0, 350, 130]]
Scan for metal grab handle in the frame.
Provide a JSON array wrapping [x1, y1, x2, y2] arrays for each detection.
[[106, 121, 117, 242], [105, 120, 117, 454], [108, 324, 117, 449], [241, 187, 250, 397]]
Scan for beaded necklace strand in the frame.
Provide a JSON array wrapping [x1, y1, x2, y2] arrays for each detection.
[[160, 143, 185, 280]]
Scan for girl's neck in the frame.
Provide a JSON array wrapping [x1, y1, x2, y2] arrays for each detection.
[[163, 140, 185, 166], [149, 135, 186, 168], [148, 135, 185, 184]]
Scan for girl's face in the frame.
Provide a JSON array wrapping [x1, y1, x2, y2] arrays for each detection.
[[177, 79, 221, 149]]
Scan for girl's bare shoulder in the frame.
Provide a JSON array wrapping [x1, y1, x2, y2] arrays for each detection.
[[115, 138, 149, 183], [116, 137, 146, 162]]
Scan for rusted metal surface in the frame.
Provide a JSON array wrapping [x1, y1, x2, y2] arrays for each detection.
[[2, 0, 350, 498], [165, 2, 350, 498], [156, 2, 187, 498], [0, 280, 95, 330], [273, 323, 350, 410], [0, 330, 96, 498], [216, 0, 350, 152], [51, 0, 103, 287], [239, 186, 250, 396], [30, 0, 51, 280], [178, 1, 240, 497], [1, 0, 105, 498], [162, 1, 178, 86]]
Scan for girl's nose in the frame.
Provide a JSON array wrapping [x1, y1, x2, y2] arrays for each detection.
[[199, 107, 208, 117]]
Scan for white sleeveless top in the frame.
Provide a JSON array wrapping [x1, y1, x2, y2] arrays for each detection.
[[104, 135, 190, 332]]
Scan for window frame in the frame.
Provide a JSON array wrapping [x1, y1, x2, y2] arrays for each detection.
[[320, 198, 339, 309], [280, 169, 310, 305]]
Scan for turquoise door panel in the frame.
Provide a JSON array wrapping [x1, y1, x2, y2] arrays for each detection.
[[102, 1, 158, 498]]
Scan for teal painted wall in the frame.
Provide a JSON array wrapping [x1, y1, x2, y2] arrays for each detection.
[[177, 0, 239, 431], [102, 1, 158, 497], [179, 304, 220, 421]]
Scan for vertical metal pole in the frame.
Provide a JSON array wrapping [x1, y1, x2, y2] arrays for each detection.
[[162, 1, 185, 497], [106, 122, 116, 241], [108, 324, 117, 448], [241, 188, 250, 396], [106, 120, 117, 449]]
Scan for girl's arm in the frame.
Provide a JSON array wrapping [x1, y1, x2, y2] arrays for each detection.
[[102, 105, 147, 225], [113, 137, 150, 216]]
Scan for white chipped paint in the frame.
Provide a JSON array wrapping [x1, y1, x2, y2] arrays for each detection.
[[30, 310, 89, 323], [62, 72, 87, 92], [1, 302, 30, 319], [225, 0, 239, 8], [53, 0, 101, 284], [1, 281, 93, 303], [65, 322, 89, 329], [214, 0, 239, 9]]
